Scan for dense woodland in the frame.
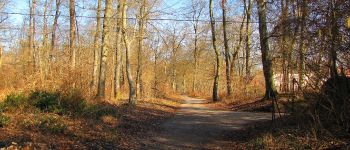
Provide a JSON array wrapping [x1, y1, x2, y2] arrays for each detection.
[[0, 0, 349, 149]]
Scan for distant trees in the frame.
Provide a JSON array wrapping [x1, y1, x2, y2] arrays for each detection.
[[0, 0, 348, 106], [189, 0, 205, 94]]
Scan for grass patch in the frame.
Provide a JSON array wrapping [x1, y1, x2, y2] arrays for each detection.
[[0, 92, 28, 112], [20, 114, 67, 134], [0, 113, 10, 127]]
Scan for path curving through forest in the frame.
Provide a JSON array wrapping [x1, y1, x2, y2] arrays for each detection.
[[141, 96, 272, 149]]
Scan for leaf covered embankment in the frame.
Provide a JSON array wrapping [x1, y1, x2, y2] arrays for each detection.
[[0, 91, 183, 149]]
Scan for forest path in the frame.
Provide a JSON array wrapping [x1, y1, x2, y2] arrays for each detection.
[[141, 96, 272, 149]]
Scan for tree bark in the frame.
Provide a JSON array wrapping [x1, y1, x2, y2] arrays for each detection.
[[121, 0, 136, 105], [42, 0, 48, 79], [230, 10, 246, 82], [298, 0, 307, 86], [96, 0, 112, 99], [50, 0, 61, 75], [69, 0, 76, 70], [256, 0, 277, 99], [209, 0, 220, 102], [329, 0, 339, 78], [91, 0, 102, 93], [222, 1, 232, 96], [244, 0, 252, 81], [113, 0, 123, 99], [136, 0, 146, 99], [28, 0, 36, 72]]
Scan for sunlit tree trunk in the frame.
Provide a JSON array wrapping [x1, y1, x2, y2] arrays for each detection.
[[193, 24, 198, 93], [257, 0, 277, 99], [136, 0, 146, 99], [209, 0, 220, 102], [222, 0, 232, 96], [113, 0, 123, 99], [121, 0, 136, 105], [28, 0, 36, 72], [244, 0, 252, 80], [69, 0, 76, 70], [50, 0, 61, 75], [42, 0, 49, 79], [91, 0, 102, 93], [96, 0, 112, 99]]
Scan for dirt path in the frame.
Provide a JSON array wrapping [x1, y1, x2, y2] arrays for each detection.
[[141, 96, 272, 149]]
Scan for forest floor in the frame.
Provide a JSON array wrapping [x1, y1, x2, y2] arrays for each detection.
[[1, 93, 348, 149], [0, 94, 184, 149]]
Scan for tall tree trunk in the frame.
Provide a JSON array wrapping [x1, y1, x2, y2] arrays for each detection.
[[244, 0, 252, 81], [136, 0, 146, 99], [113, 0, 123, 99], [298, 0, 307, 86], [50, 0, 61, 75], [329, 0, 339, 78], [42, 0, 49, 79], [257, 0, 277, 99], [121, 0, 136, 105], [222, 0, 232, 96], [209, 0, 220, 102], [91, 0, 102, 93], [69, 0, 76, 70], [193, 25, 198, 93], [96, 0, 112, 99], [28, 0, 36, 72], [230, 10, 246, 82]]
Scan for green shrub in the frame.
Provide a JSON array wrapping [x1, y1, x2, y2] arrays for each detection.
[[29, 91, 64, 114], [0, 113, 10, 127], [83, 104, 119, 119], [0, 93, 28, 112], [60, 90, 87, 115]]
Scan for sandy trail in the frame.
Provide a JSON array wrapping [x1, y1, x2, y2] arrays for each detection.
[[141, 96, 271, 149]]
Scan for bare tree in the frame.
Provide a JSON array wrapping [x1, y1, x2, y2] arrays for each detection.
[[190, 0, 205, 93], [50, 0, 61, 74], [298, 0, 307, 86], [113, 0, 124, 99], [222, 0, 232, 97], [69, 0, 76, 70], [244, 0, 252, 80], [91, 0, 102, 92], [28, 0, 36, 71], [96, 0, 113, 99], [209, 0, 220, 102], [42, 0, 49, 79], [136, 0, 146, 99], [256, 0, 277, 99], [121, 0, 136, 105]]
